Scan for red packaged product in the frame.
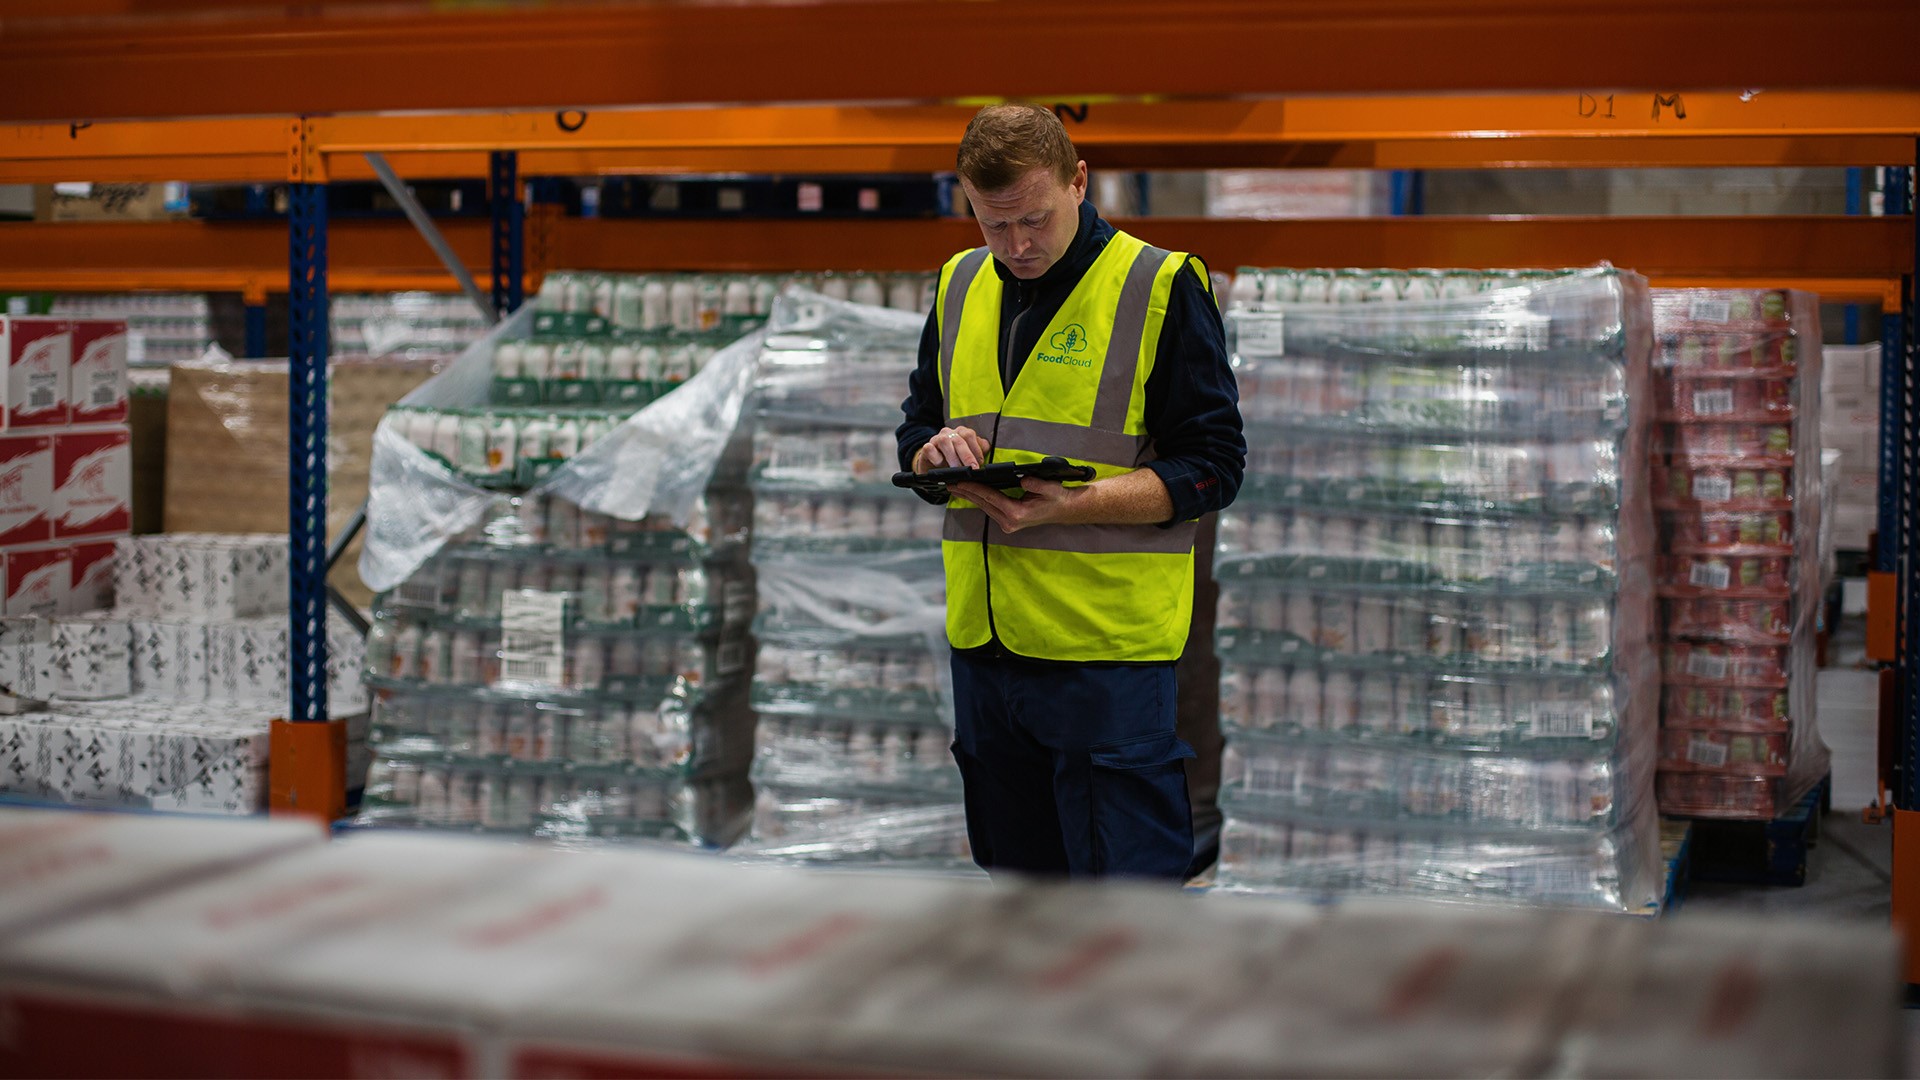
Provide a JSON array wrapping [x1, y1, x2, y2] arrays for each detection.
[[1663, 597, 1792, 644], [1658, 728, 1790, 774], [1658, 510, 1793, 555], [1653, 422, 1793, 465], [1661, 642, 1790, 686], [1658, 375, 1795, 422], [1657, 771, 1780, 819], [1661, 684, 1791, 731], [1656, 555, 1792, 597], [1653, 464, 1792, 510], [1652, 288, 1793, 328], [1656, 329, 1799, 375]]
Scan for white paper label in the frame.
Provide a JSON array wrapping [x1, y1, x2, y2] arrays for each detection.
[[1688, 561, 1733, 590], [1691, 299, 1733, 323], [1694, 475, 1735, 502], [126, 331, 147, 364], [1686, 650, 1731, 680], [1531, 702, 1595, 739], [498, 589, 567, 688], [1692, 389, 1736, 416], [1686, 734, 1730, 768], [1235, 314, 1286, 356]]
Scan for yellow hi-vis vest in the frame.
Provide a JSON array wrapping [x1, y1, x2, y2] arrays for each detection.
[[935, 230, 1197, 662]]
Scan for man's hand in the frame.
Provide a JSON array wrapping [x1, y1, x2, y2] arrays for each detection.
[[914, 426, 991, 472], [950, 477, 1088, 533]]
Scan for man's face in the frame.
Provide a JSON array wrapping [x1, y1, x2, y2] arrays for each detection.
[[962, 161, 1088, 280]]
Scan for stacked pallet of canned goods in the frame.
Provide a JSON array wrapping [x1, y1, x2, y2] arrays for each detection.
[[735, 296, 970, 866], [1212, 266, 1662, 911], [356, 309, 762, 845], [1649, 289, 1829, 820]]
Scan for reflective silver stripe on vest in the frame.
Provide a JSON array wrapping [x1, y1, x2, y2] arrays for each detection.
[[939, 249, 992, 410], [943, 506, 1198, 556], [992, 417, 1152, 468], [946, 412, 999, 437], [1090, 244, 1173, 433]]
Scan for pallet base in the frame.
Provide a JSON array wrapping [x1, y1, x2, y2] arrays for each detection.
[[1684, 777, 1828, 887]]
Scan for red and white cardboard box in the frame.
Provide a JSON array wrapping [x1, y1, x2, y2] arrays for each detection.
[[54, 427, 131, 539], [4, 544, 70, 618], [67, 538, 119, 615], [67, 321, 129, 426], [0, 317, 71, 429], [0, 433, 55, 548]]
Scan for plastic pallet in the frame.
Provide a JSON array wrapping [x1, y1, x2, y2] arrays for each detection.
[[1658, 818, 1693, 913], [1685, 776, 1828, 887]]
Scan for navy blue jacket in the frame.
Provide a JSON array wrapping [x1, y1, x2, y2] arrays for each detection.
[[896, 200, 1246, 526]]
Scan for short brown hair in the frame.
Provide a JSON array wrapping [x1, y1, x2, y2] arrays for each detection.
[[956, 104, 1079, 193]]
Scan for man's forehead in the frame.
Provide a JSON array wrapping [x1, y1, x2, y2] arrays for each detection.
[[965, 170, 1060, 215]]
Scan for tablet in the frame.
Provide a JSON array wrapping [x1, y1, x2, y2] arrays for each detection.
[[892, 455, 1096, 496]]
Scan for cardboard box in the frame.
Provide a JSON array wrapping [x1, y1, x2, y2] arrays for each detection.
[[67, 321, 129, 426], [50, 618, 131, 701], [53, 427, 131, 539], [4, 545, 70, 619], [0, 434, 55, 548], [0, 317, 70, 429], [68, 539, 118, 615]]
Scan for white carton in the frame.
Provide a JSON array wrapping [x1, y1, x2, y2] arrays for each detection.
[[0, 810, 322, 941], [66, 321, 129, 426], [49, 617, 131, 701], [0, 316, 71, 429], [0, 433, 55, 548]]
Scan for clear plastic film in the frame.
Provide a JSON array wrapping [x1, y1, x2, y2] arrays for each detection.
[[1649, 289, 1830, 820], [734, 290, 970, 866], [357, 279, 767, 846], [1213, 266, 1661, 912], [360, 304, 762, 594]]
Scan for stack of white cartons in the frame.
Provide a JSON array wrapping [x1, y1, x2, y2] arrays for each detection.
[[0, 533, 368, 814], [1820, 342, 1881, 552], [0, 813, 1902, 1078], [0, 317, 132, 619]]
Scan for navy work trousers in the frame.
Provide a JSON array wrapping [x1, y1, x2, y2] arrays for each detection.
[[950, 650, 1197, 880]]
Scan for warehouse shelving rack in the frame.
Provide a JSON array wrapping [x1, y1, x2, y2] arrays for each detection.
[[0, 0, 1917, 956]]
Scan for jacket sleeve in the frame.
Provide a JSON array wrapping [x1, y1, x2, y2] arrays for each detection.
[[1142, 256, 1247, 526], [896, 305, 950, 504]]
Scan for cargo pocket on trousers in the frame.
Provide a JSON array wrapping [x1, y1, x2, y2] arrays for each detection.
[[1087, 730, 1198, 880]]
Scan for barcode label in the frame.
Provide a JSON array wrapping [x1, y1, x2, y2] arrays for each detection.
[[91, 385, 113, 406], [1686, 651, 1731, 680], [1689, 561, 1733, 590], [27, 387, 51, 409], [1531, 703, 1595, 738], [1235, 314, 1286, 356], [1687, 734, 1730, 768], [1694, 475, 1735, 502], [498, 589, 567, 688], [1691, 299, 1733, 323], [1693, 389, 1736, 416]]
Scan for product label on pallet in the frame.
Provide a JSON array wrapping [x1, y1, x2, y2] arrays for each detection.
[[1693, 475, 1734, 502], [498, 589, 567, 688], [1688, 561, 1733, 590], [1686, 734, 1731, 768], [1529, 702, 1595, 739], [1690, 298, 1733, 323], [1686, 651, 1731, 680], [1235, 314, 1286, 357], [1692, 389, 1736, 417]]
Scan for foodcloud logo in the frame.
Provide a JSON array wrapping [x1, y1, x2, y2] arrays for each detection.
[[1039, 323, 1094, 369]]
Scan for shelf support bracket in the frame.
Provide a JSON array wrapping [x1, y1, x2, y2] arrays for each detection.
[[364, 151, 497, 324]]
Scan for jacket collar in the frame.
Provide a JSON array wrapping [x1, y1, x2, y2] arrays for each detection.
[[989, 199, 1111, 289]]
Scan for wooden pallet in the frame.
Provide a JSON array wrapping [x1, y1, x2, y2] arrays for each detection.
[[1685, 777, 1829, 888], [1659, 818, 1693, 913]]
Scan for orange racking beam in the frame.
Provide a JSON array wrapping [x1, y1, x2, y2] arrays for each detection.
[[2, 215, 1901, 300], [0, 2, 1917, 124], [4, 93, 1918, 185]]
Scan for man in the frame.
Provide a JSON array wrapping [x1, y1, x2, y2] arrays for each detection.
[[897, 103, 1245, 880]]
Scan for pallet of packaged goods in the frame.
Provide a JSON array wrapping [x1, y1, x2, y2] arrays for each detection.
[[1647, 289, 1829, 823], [355, 276, 775, 845], [735, 293, 970, 867], [1211, 266, 1662, 912]]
